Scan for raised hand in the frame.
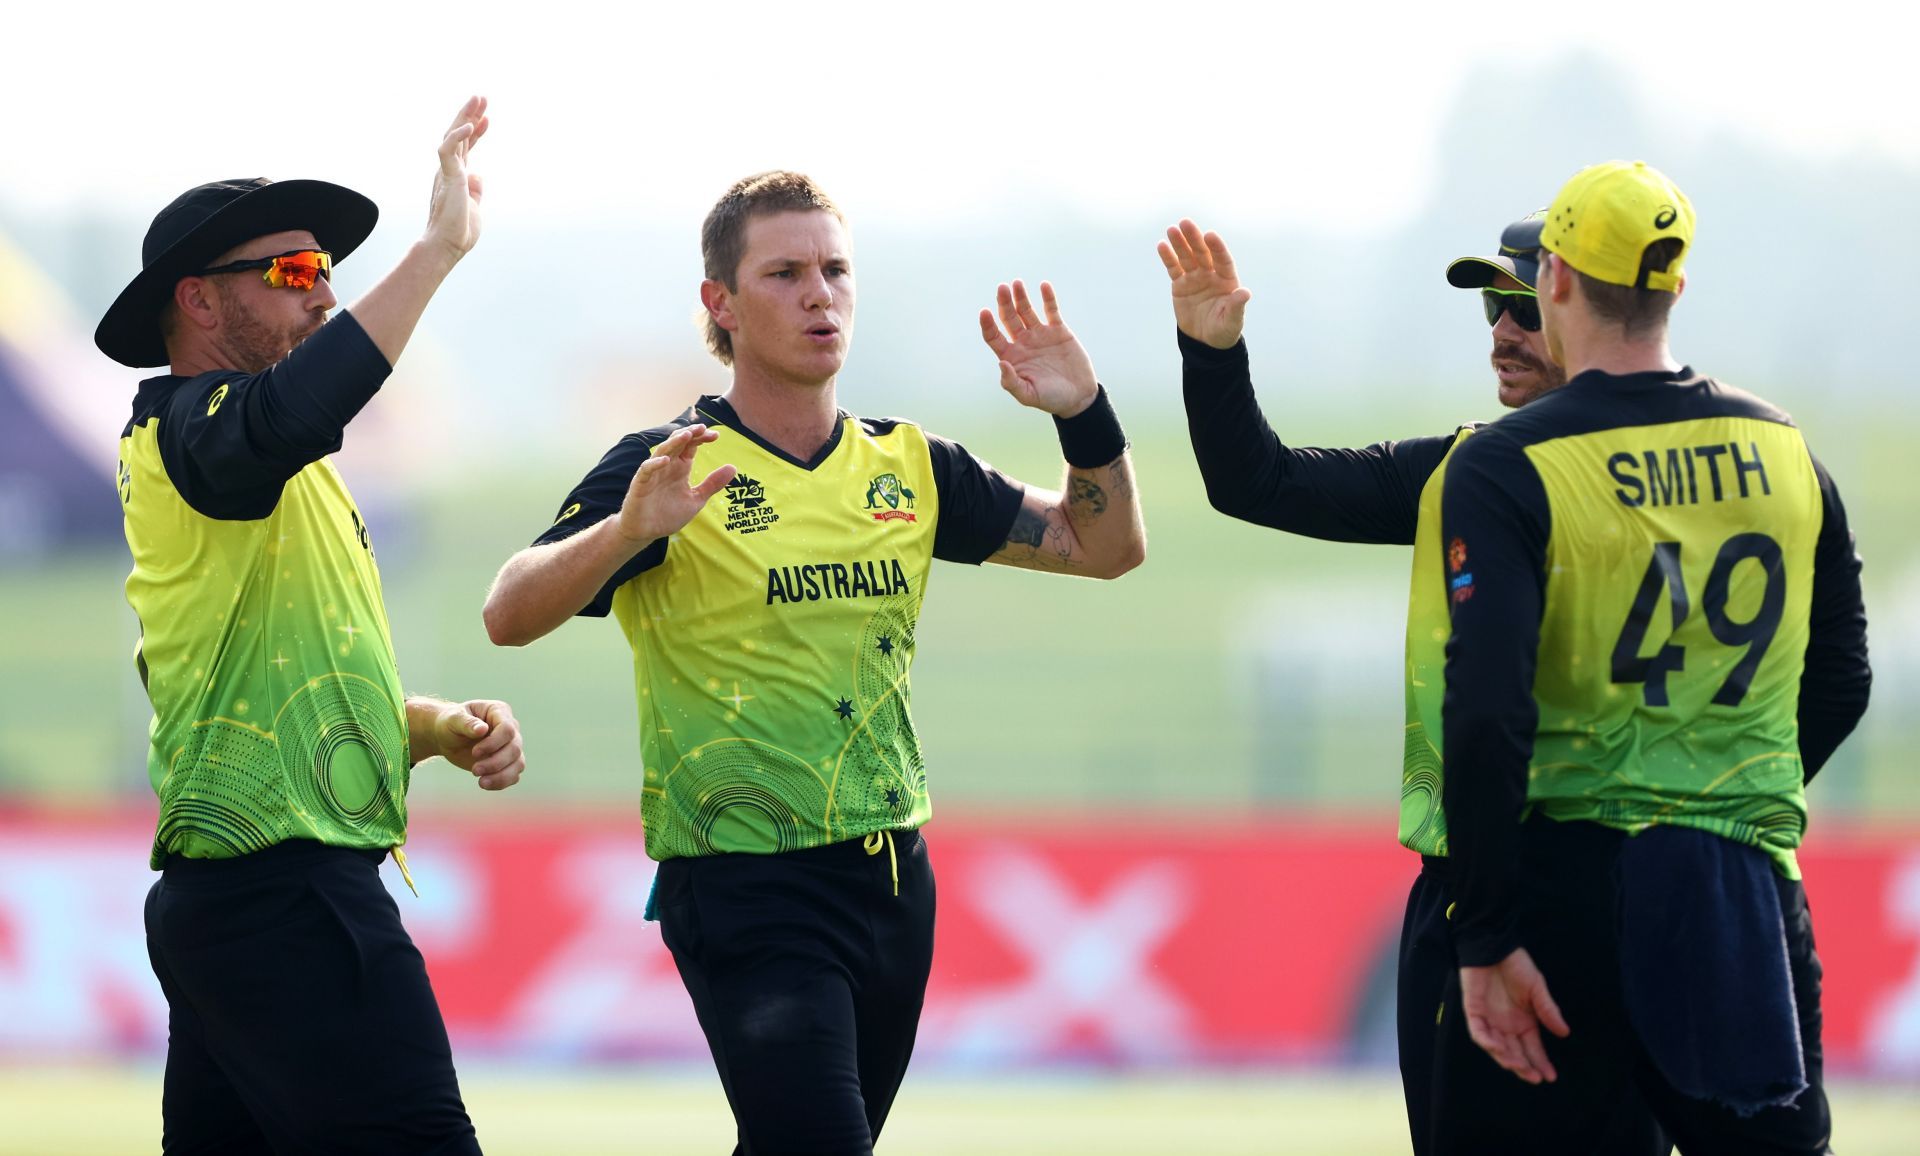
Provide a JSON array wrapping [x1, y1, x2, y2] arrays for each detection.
[[1460, 948, 1571, 1086], [617, 424, 738, 545], [978, 280, 1099, 418], [1158, 219, 1252, 350], [425, 95, 489, 260]]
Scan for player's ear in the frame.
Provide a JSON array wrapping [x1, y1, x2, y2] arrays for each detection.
[[700, 279, 738, 334], [1542, 254, 1573, 304], [173, 276, 221, 332]]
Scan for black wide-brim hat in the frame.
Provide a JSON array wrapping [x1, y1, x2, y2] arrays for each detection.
[[95, 177, 378, 368], [1444, 210, 1547, 292]]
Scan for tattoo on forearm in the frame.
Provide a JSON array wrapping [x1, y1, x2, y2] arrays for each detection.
[[1046, 507, 1074, 559], [1106, 458, 1135, 505], [1066, 475, 1109, 527], [1006, 505, 1047, 548], [1000, 502, 1081, 568]]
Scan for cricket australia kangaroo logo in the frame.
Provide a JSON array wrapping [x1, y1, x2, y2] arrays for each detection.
[[864, 473, 917, 523], [724, 474, 780, 534]]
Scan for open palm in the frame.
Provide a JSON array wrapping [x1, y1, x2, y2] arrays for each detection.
[[978, 280, 1098, 417], [1158, 219, 1252, 350], [617, 424, 736, 544], [427, 96, 489, 258]]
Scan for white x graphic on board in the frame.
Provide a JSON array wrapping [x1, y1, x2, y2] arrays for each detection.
[[927, 846, 1194, 1064]]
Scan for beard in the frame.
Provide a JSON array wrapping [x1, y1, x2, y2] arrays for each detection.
[[216, 295, 322, 373], [1492, 338, 1567, 404]]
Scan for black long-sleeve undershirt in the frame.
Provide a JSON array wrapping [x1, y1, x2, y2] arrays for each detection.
[[1179, 331, 1456, 544], [130, 311, 393, 521], [1799, 456, 1873, 780]]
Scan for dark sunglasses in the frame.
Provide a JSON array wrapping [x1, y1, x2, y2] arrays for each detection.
[[1482, 288, 1541, 332], [194, 249, 333, 291]]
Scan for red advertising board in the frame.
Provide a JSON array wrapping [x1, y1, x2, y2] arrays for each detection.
[[2, 810, 1916, 1073]]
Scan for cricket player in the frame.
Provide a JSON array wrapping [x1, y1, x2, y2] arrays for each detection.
[[483, 171, 1145, 1154], [1433, 161, 1869, 1155], [101, 98, 525, 1154], [1160, 214, 1669, 1154]]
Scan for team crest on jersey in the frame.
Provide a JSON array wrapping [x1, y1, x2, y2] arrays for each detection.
[[724, 474, 780, 534], [864, 473, 917, 523], [1448, 537, 1473, 603]]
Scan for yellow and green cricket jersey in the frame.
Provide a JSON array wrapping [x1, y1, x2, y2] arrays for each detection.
[[118, 315, 408, 868], [1439, 365, 1869, 962], [537, 396, 1024, 861], [1400, 427, 1479, 858]]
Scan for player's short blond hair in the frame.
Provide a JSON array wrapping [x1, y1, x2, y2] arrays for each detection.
[[700, 171, 845, 366], [1565, 237, 1685, 336]]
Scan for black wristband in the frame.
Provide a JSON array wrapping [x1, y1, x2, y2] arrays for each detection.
[[1053, 385, 1128, 469]]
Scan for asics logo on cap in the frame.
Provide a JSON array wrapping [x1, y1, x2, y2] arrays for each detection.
[[1654, 206, 1679, 229]]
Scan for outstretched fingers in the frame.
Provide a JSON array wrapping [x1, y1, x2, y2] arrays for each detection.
[[1518, 1027, 1559, 1084], [1203, 230, 1237, 282], [979, 307, 1013, 359], [1156, 239, 1186, 281], [1177, 218, 1212, 265], [995, 283, 1027, 337], [659, 423, 717, 460], [436, 98, 489, 178], [692, 463, 738, 502], [1533, 980, 1571, 1039], [1164, 223, 1201, 273], [1466, 1016, 1536, 1085], [1039, 281, 1063, 326], [445, 95, 485, 134], [438, 122, 476, 177], [1010, 280, 1044, 330]]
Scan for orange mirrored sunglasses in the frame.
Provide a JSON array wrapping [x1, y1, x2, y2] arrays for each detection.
[[193, 249, 333, 290]]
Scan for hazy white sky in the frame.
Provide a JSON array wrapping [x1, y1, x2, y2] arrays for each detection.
[[3, 1, 1912, 234]]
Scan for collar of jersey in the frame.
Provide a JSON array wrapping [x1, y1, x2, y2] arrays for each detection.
[[694, 394, 853, 472], [1567, 364, 1700, 392]]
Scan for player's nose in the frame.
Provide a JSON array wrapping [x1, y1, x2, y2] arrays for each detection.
[[800, 271, 833, 311]]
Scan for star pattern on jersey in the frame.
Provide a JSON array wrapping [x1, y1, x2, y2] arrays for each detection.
[[885, 787, 902, 808], [719, 682, 755, 712], [876, 635, 894, 656], [834, 697, 855, 720]]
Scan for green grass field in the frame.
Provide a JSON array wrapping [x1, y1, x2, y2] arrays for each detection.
[[3, 1067, 1915, 1155]]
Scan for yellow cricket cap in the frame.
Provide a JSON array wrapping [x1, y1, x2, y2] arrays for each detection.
[[1514, 161, 1694, 291]]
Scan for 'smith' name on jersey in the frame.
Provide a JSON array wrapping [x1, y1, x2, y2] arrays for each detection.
[[766, 558, 912, 606], [1609, 441, 1771, 508]]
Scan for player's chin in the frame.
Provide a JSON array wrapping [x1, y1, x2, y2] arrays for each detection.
[[1496, 376, 1546, 409], [788, 348, 846, 386]]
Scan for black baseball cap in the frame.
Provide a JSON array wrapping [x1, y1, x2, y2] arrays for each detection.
[[95, 177, 378, 368], [1445, 210, 1547, 292]]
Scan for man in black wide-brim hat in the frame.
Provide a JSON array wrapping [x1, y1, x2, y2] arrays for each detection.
[[102, 96, 525, 1155]]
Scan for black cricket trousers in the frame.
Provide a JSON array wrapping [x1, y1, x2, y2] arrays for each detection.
[[1429, 820, 1830, 1156], [655, 828, 936, 1156], [145, 839, 480, 1155], [1399, 855, 1671, 1156]]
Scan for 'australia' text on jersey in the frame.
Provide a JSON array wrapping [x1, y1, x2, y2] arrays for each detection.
[[766, 559, 911, 605]]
